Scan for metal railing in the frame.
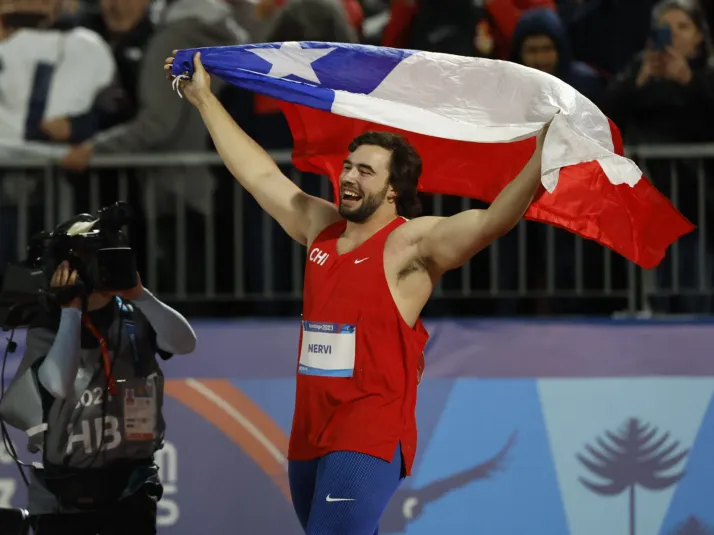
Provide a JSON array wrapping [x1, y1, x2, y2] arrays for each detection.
[[626, 144, 713, 315], [1, 143, 713, 315]]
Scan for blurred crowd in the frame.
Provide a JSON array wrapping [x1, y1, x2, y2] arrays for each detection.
[[0, 0, 713, 315]]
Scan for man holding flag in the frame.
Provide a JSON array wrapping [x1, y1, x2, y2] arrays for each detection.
[[166, 49, 547, 534], [166, 41, 690, 535]]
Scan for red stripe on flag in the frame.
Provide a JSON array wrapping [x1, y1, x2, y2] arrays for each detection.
[[607, 119, 624, 156], [280, 102, 694, 269]]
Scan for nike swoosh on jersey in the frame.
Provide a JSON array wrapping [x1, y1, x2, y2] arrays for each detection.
[[326, 495, 355, 502]]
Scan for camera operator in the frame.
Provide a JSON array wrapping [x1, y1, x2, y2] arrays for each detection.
[[0, 208, 196, 535]]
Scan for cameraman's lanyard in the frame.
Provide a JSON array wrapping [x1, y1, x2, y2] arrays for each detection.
[[82, 316, 118, 395]]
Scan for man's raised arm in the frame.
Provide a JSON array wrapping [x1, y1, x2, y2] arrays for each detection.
[[167, 51, 337, 246], [416, 123, 550, 276]]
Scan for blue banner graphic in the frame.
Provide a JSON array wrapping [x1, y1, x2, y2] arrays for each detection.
[[1, 319, 713, 534]]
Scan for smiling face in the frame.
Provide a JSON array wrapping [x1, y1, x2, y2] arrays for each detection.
[[338, 144, 395, 223]]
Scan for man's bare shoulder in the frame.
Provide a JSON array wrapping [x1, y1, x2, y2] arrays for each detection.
[[383, 216, 445, 265], [388, 216, 444, 245]]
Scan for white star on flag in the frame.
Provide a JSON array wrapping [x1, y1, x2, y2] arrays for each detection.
[[247, 41, 336, 85]]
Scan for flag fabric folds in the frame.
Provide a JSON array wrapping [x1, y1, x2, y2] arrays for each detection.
[[172, 42, 694, 269]]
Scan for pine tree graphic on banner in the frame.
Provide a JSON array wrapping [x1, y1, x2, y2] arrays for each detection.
[[577, 418, 688, 535]]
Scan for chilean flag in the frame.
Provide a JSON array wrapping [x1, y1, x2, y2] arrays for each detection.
[[172, 42, 694, 269]]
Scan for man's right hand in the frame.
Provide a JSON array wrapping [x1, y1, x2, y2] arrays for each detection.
[[165, 50, 213, 108], [50, 261, 82, 309]]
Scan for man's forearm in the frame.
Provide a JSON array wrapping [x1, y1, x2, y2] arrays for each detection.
[[419, 129, 548, 273], [484, 151, 543, 234], [196, 93, 281, 189], [418, 150, 544, 273], [194, 92, 314, 244]]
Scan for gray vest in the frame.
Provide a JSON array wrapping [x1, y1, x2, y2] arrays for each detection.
[[0, 299, 165, 512]]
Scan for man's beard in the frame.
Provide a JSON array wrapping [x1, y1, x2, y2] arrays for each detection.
[[338, 183, 389, 223]]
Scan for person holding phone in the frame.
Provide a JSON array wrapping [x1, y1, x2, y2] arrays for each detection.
[[600, 0, 714, 314], [636, 12, 696, 88], [602, 0, 713, 144]]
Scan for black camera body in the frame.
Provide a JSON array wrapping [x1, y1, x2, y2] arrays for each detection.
[[46, 202, 138, 293], [0, 202, 138, 329]]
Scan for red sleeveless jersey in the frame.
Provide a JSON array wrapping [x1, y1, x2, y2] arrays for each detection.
[[288, 217, 429, 475]]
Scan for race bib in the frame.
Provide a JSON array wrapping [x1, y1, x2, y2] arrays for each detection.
[[299, 321, 356, 377], [123, 378, 157, 441]]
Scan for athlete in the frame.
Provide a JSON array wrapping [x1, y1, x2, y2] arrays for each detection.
[[165, 51, 549, 535]]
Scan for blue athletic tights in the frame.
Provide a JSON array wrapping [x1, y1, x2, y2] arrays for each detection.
[[288, 445, 403, 535]]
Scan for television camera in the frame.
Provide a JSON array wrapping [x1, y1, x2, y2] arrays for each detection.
[[0, 202, 138, 330]]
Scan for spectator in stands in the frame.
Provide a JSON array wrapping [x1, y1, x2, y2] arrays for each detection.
[[509, 7, 607, 311], [61, 0, 251, 296], [64, 0, 155, 130], [510, 8, 607, 103], [602, 0, 714, 313], [261, 0, 359, 43], [0, 0, 115, 278], [488, 0, 556, 58], [384, 0, 556, 59], [257, 0, 363, 38], [0, 0, 116, 146], [601, 0, 714, 145], [405, 0, 494, 57], [560, 0, 660, 77], [226, 0, 276, 40]]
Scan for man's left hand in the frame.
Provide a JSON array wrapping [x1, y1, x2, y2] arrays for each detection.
[[115, 273, 145, 301], [61, 142, 94, 172]]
